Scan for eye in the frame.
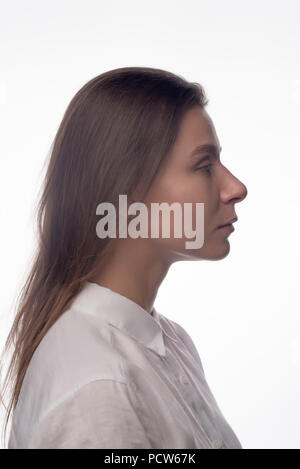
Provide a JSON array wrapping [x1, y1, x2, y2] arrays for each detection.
[[195, 164, 213, 175]]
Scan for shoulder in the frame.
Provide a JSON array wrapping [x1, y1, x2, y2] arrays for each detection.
[[28, 305, 127, 386]]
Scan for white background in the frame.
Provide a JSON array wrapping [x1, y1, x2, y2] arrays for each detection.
[[1, 0, 299, 449]]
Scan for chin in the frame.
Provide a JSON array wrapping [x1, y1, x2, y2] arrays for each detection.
[[191, 240, 231, 261], [209, 241, 231, 260], [168, 239, 231, 262]]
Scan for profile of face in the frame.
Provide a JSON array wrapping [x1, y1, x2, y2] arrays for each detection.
[[139, 105, 248, 262]]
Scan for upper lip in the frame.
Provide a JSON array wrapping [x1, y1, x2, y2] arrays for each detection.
[[218, 217, 238, 228]]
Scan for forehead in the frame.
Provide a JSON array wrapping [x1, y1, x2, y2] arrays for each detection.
[[176, 106, 220, 150], [152, 106, 221, 181]]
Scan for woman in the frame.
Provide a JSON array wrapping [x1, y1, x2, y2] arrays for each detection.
[[0, 67, 247, 449]]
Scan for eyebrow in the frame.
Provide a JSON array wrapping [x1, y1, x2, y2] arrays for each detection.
[[189, 144, 222, 162]]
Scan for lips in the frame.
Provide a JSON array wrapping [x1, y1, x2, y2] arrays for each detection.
[[218, 223, 234, 229], [217, 223, 235, 233], [218, 217, 238, 228], [218, 223, 233, 228]]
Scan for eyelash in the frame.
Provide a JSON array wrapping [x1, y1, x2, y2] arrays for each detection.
[[196, 164, 213, 175]]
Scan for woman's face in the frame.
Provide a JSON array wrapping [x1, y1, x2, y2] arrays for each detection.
[[142, 105, 248, 262]]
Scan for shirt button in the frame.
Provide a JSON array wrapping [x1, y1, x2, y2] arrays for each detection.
[[179, 374, 189, 385], [212, 439, 223, 449]]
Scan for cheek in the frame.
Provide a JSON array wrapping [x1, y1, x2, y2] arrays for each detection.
[[148, 170, 209, 204], [142, 170, 219, 245], [143, 182, 200, 241]]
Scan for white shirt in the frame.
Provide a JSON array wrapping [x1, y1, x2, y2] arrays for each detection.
[[8, 281, 242, 449]]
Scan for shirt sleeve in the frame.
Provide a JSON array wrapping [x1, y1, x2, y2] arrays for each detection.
[[27, 379, 152, 449]]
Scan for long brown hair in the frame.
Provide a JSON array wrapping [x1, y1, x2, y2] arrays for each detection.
[[0, 66, 208, 447]]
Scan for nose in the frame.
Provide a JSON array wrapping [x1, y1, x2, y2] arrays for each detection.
[[221, 170, 248, 204]]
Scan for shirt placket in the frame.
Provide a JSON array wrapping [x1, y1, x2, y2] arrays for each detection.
[[161, 345, 225, 449]]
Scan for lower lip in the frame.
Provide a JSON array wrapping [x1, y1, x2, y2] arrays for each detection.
[[217, 223, 235, 233]]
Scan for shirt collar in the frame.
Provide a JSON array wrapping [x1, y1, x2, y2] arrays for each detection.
[[71, 281, 168, 357]]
